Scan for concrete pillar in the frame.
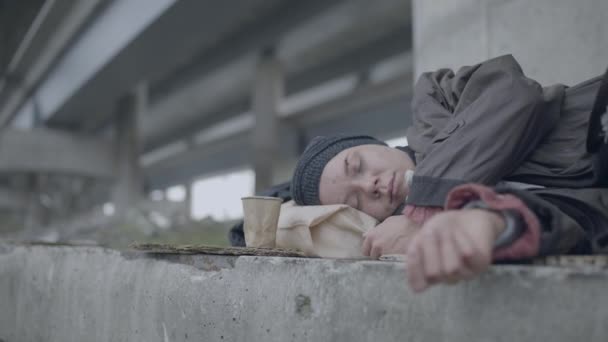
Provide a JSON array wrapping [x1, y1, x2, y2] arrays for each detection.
[[413, 0, 608, 85], [252, 48, 284, 192], [183, 181, 192, 221], [112, 84, 146, 215], [24, 175, 47, 232]]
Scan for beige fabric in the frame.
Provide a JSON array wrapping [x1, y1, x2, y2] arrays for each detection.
[[276, 201, 378, 258]]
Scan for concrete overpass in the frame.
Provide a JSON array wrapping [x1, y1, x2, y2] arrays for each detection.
[[0, 0, 607, 229], [0, 0, 414, 226]]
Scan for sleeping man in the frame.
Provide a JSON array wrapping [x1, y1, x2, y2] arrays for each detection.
[[289, 55, 608, 292]]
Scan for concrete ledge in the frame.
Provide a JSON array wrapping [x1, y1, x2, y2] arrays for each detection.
[[1, 243, 607, 341]]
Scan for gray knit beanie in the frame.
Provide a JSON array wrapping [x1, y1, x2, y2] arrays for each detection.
[[291, 134, 387, 206]]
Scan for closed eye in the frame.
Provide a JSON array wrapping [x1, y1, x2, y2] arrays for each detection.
[[344, 157, 349, 177], [346, 154, 357, 177]]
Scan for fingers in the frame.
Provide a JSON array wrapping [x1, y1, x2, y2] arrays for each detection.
[[443, 230, 476, 282], [362, 233, 372, 256], [362, 216, 416, 258], [451, 227, 476, 262], [421, 230, 441, 286], [370, 245, 382, 259], [408, 228, 451, 291], [406, 219, 485, 293], [458, 225, 492, 273], [407, 243, 427, 292], [362, 227, 383, 258], [440, 230, 464, 284], [362, 230, 384, 259]]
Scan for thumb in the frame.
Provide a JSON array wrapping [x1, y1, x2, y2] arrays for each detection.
[[361, 233, 372, 256]]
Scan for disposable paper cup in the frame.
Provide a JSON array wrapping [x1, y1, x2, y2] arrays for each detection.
[[241, 196, 282, 248]]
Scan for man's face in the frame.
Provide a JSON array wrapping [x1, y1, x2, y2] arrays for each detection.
[[318, 144, 415, 221]]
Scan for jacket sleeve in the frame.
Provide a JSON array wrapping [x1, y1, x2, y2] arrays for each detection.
[[517, 188, 608, 255], [406, 55, 560, 207], [444, 184, 607, 259], [444, 184, 543, 260]]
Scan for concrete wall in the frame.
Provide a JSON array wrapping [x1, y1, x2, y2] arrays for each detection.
[[1, 243, 608, 341], [414, 0, 608, 85]]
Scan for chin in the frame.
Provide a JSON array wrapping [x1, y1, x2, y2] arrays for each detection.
[[367, 207, 394, 222], [376, 212, 392, 222]]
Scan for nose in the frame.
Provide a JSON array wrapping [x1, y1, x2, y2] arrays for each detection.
[[354, 176, 380, 196]]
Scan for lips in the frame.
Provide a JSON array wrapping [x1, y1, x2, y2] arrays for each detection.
[[392, 171, 402, 202], [388, 172, 395, 203]]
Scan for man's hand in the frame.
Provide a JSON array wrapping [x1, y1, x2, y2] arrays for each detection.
[[362, 215, 420, 258], [406, 209, 506, 293]]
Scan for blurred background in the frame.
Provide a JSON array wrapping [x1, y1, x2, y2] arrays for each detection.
[[0, 0, 606, 247]]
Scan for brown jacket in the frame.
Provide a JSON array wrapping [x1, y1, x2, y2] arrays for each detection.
[[406, 55, 608, 255]]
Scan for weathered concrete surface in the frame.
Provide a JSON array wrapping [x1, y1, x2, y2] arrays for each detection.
[[414, 0, 608, 85], [1, 243, 608, 342]]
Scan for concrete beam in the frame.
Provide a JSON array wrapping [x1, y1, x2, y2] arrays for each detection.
[[7, 0, 176, 129], [144, 73, 412, 188], [277, 0, 411, 77], [43, 0, 295, 128], [144, 122, 255, 189], [0, 128, 115, 178], [144, 32, 411, 152], [0, 0, 106, 127], [285, 27, 411, 95], [1, 243, 608, 341], [0, 0, 45, 90], [143, 0, 410, 150], [144, 118, 301, 189], [284, 73, 412, 128], [16, 0, 408, 144]]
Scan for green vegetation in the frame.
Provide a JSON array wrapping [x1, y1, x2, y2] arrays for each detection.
[[93, 216, 236, 249]]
